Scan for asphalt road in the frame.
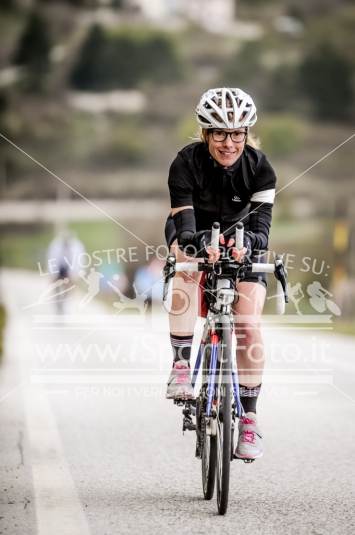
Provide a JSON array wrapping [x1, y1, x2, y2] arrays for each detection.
[[1, 270, 355, 535]]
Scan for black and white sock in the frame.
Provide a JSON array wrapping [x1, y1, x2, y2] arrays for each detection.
[[170, 334, 193, 366], [239, 384, 261, 414]]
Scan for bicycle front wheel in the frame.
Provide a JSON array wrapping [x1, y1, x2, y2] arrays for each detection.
[[201, 422, 217, 500], [201, 343, 217, 500], [216, 326, 233, 515]]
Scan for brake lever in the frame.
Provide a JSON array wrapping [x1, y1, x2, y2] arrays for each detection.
[[163, 254, 176, 301], [274, 255, 288, 303]]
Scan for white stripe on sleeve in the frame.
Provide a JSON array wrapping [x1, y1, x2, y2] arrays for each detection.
[[250, 188, 275, 204]]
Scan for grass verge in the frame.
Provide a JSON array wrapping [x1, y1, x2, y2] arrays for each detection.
[[0, 304, 6, 359], [332, 320, 355, 337]]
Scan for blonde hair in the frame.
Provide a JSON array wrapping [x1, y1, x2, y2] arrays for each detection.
[[199, 128, 261, 150]]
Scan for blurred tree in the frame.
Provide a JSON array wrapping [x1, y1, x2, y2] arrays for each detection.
[[141, 34, 182, 83], [70, 25, 182, 90], [264, 64, 299, 111], [12, 10, 51, 92], [58, 0, 124, 6], [69, 24, 107, 90], [255, 114, 306, 157], [236, 0, 274, 4], [0, 0, 16, 10], [0, 91, 8, 116], [286, 4, 306, 22], [47, 0, 96, 6], [304, 8, 355, 69], [222, 41, 262, 89], [284, 0, 347, 20], [299, 42, 354, 120]]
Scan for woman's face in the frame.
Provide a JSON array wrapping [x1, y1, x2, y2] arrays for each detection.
[[207, 129, 247, 167]]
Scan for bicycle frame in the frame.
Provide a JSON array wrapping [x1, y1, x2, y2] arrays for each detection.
[[191, 284, 244, 419]]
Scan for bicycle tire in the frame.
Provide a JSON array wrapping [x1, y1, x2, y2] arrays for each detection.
[[216, 326, 233, 515], [201, 423, 217, 500], [201, 341, 217, 500]]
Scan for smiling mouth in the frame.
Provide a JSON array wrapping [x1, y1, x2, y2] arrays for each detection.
[[218, 150, 236, 156]]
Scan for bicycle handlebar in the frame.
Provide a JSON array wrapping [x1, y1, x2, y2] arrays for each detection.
[[163, 221, 288, 314], [173, 261, 276, 273], [211, 222, 220, 250], [235, 221, 244, 250]]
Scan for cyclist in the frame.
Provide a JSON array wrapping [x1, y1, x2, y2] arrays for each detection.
[[165, 88, 277, 460]]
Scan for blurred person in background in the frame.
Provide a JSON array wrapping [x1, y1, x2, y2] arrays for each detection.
[[134, 257, 164, 310], [164, 87, 277, 461], [46, 229, 85, 312]]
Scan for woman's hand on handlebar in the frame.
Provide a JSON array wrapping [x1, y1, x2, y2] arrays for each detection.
[[219, 234, 248, 262], [206, 234, 224, 263], [206, 234, 245, 263]]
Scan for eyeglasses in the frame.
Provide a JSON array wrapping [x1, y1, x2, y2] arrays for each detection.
[[210, 129, 247, 143]]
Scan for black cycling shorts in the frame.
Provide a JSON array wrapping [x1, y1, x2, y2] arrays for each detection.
[[164, 214, 267, 287]]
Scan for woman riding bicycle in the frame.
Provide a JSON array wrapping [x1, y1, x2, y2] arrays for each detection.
[[165, 87, 277, 461]]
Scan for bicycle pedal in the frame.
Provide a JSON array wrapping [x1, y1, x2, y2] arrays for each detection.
[[233, 454, 255, 463], [182, 419, 196, 432], [173, 397, 195, 405]]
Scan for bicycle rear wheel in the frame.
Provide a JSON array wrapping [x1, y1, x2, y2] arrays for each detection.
[[216, 326, 233, 515]]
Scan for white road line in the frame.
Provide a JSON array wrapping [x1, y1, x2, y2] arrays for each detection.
[[23, 386, 91, 535], [5, 289, 91, 535]]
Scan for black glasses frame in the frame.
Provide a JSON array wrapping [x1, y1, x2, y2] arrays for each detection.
[[210, 129, 248, 143]]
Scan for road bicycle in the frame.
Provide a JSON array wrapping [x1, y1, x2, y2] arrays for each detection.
[[163, 222, 288, 515]]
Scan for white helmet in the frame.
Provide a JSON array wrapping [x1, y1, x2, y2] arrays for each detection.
[[195, 87, 257, 129]]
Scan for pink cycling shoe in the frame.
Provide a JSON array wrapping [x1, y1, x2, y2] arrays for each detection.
[[166, 360, 194, 400], [234, 412, 263, 460]]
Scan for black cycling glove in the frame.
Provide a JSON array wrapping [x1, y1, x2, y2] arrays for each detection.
[[173, 209, 213, 257], [243, 231, 254, 259], [176, 229, 211, 257]]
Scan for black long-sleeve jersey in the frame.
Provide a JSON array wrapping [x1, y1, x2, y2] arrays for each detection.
[[166, 141, 277, 252]]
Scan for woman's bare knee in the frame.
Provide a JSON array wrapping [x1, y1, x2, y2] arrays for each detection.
[[235, 322, 262, 347]]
